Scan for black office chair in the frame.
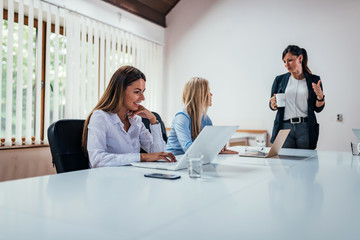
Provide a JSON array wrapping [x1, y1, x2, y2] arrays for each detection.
[[141, 111, 168, 142], [141, 112, 168, 153], [48, 119, 89, 173]]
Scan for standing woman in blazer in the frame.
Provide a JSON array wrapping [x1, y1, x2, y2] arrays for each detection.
[[269, 45, 325, 149]]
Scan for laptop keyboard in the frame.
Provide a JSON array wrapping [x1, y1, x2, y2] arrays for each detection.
[[145, 161, 177, 167], [131, 155, 184, 169]]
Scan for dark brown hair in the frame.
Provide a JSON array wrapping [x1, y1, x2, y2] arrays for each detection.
[[282, 45, 312, 74]]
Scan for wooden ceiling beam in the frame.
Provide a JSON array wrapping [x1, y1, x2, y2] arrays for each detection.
[[102, 0, 166, 27]]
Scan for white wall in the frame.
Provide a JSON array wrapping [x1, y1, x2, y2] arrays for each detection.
[[164, 0, 360, 151]]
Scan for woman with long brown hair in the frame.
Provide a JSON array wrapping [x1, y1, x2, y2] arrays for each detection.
[[82, 65, 175, 167], [166, 77, 236, 155]]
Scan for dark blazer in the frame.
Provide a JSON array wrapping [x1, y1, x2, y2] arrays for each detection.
[[269, 72, 325, 149]]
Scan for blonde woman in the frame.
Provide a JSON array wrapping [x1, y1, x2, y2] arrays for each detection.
[[82, 65, 175, 167], [166, 77, 237, 155]]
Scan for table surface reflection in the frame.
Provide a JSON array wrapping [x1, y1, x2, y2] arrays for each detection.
[[1, 147, 359, 240]]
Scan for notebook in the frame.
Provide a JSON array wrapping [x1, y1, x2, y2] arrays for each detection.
[[131, 125, 238, 171], [352, 128, 360, 141], [239, 129, 290, 158]]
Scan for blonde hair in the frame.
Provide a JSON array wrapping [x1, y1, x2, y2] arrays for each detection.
[[182, 77, 210, 140], [82, 65, 146, 152]]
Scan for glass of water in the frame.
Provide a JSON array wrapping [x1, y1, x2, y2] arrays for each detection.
[[256, 139, 265, 152], [187, 153, 203, 178], [351, 142, 360, 155]]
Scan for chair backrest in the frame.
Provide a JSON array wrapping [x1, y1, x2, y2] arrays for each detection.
[[141, 111, 168, 142], [48, 119, 89, 173]]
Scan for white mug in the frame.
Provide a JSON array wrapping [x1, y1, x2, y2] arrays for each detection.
[[275, 93, 286, 108]]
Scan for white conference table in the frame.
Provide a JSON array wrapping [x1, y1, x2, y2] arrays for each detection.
[[0, 147, 359, 240]]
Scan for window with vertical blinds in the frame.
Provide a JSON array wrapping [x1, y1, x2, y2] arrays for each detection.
[[1, 0, 164, 147]]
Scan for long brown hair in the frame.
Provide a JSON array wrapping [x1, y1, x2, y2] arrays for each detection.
[[82, 65, 146, 152], [182, 77, 211, 140], [282, 45, 312, 74]]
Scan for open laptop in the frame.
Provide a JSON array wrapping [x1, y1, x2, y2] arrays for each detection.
[[131, 125, 238, 171], [352, 128, 360, 141], [239, 129, 290, 158]]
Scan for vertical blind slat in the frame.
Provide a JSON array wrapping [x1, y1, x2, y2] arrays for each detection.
[[93, 22, 99, 101], [0, 1, 5, 141], [5, 0, 14, 146], [116, 31, 121, 68], [73, 16, 81, 118], [158, 45, 164, 113], [105, 27, 110, 86], [64, 13, 71, 118], [111, 29, 116, 75], [15, 0, 25, 145], [60, 7, 66, 119], [43, 6, 51, 143], [34, 0, 42, 144], [53, 7, 60, 122], [99, 27, 105, 96], [25, 0, 34, 145], [128, 34, 132, 65], [119, 31, 124, 66], [61, 9, 66, 119], [137, 39, 144, 105], [86, 19, 93, 113], [0, 0, 2, 140], [80, 17, 86, 117]]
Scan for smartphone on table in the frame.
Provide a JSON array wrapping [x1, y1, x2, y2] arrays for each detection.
[[144, 173, 181, 180]]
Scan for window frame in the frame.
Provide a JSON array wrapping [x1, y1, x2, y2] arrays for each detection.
[[1, 9, 64, 149]]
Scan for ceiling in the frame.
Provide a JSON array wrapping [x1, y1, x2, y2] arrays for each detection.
[[101, 0, 180, 27]]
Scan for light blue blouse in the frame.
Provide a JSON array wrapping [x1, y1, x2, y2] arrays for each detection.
[[166, 110, 213, 155]]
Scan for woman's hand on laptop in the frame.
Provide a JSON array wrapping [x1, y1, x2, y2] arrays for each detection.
[[140, 152, 176, 162], [219, 147, 239, 154]]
